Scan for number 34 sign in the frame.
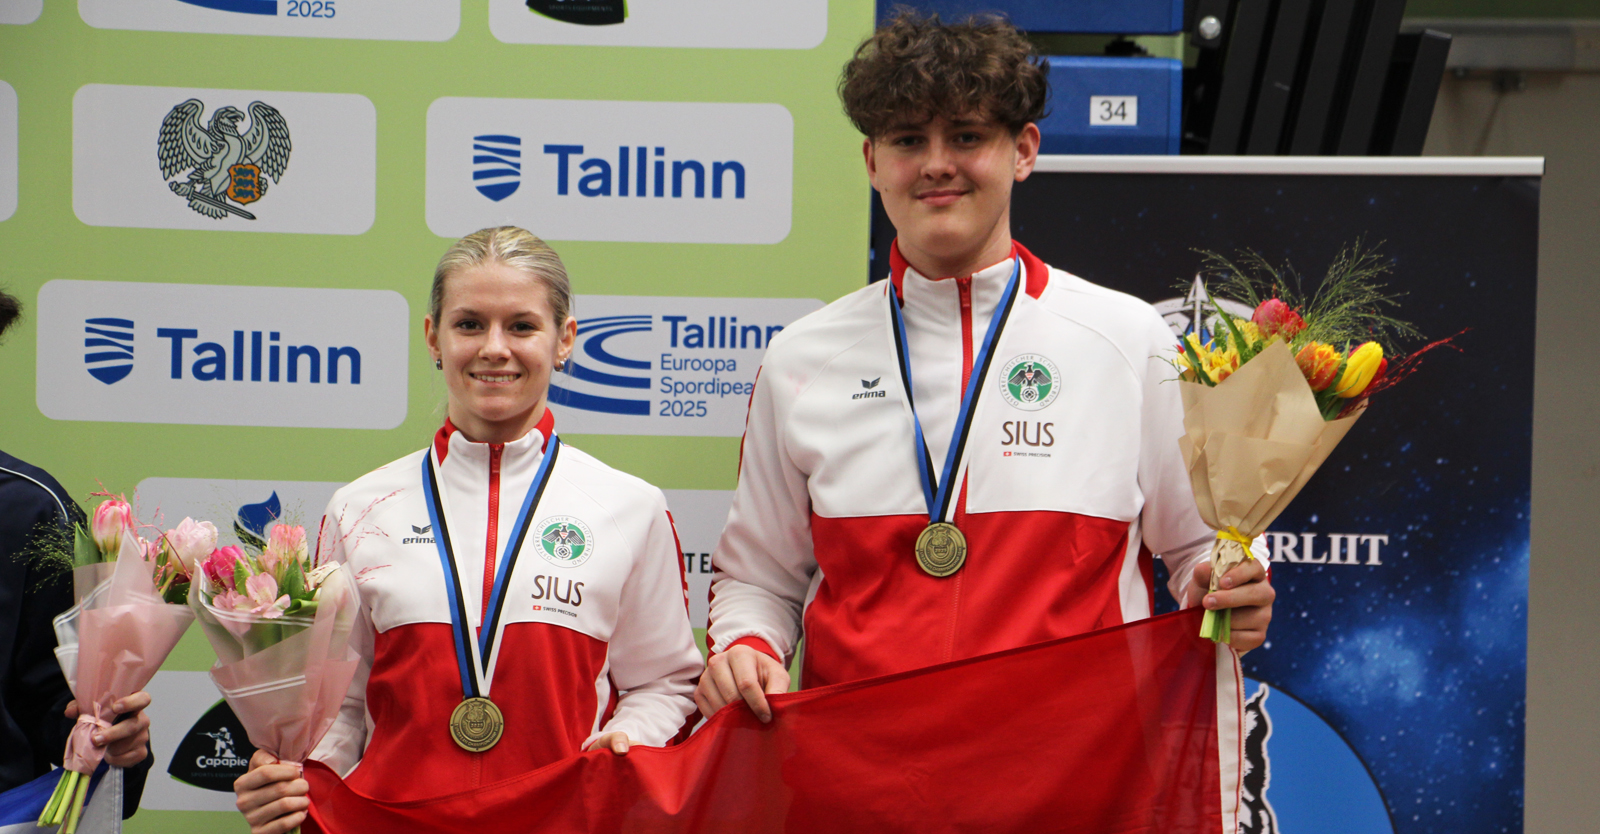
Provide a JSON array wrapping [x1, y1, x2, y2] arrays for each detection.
[[1090, 96, 1138, 127]]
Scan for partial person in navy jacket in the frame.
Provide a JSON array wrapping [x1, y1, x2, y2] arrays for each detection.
[[0, 287, 154, 818]]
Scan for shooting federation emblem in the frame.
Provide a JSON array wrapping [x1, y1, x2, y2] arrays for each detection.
[[537, 516, 593, 568], [999, 353, 1060, 411], [158, 99, 291, 220]]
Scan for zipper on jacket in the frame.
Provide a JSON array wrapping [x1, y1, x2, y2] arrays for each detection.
[[956, 275, 975, 392], [482, 443, 504, 624]]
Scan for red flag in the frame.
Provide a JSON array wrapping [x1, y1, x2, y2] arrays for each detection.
[[304, 609, 1242, 833]]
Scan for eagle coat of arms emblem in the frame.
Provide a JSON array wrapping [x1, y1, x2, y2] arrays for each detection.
[[158, 99, 291, 220]]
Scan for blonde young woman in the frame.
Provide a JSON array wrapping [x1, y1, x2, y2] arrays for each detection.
[[233, 227, 702, 834]]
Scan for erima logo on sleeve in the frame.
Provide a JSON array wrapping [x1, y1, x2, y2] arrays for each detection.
[[852, 377, 885, 400]]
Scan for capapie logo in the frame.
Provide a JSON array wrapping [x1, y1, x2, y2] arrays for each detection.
[[427, 98, 792, 244], [38, 280, 408, 429], [84, 317, 136, 384], [547, 295, 821, 436], [74, 84, 375, 235], [78, 0, 459, 41]]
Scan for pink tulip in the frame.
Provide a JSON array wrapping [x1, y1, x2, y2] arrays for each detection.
[[162, 517, 218, 575], [90, 497, 136, 555], [244, 573, 290, 618], [202, 546, 245, 591], [261, 524, 308, 579], [1251, 298, 1306, 339]]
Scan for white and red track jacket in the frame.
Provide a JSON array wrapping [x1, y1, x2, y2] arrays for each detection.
[[310, 412, 701, 799], [707, 241, 1265, 688]]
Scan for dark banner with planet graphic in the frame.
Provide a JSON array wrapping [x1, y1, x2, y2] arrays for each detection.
[[991, 161, 1535, 834]]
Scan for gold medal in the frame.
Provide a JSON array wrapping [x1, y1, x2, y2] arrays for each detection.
[[914, 522, 967, 577], [449, 696, 504, 752]]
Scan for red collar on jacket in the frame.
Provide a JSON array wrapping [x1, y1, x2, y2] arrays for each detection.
[[432, 408, 555, 463], [887, 238, 1050, 301]]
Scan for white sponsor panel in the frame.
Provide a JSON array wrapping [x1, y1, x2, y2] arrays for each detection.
[[73, 84, 375, 234], [426, 97, 793, 244], [0, 81, 14, 222], [489, 0, 825, 50], [36, 280, 409, 429], [0, 0, 42, 24], [134, 477, 347, 543], [142, 671, 239, 811], [80, 0, 459, 41], [663, 489, 732, 631], [549, 294, 821, 436]]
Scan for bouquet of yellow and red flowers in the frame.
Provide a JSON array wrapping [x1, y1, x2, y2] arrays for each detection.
[[1173, 243, 1442, 643]]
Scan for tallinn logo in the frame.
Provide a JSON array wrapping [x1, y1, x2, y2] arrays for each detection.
[[159, 99, 291, 221], [473, 134, 521, 202], [403, 524, 434, 545], [852, 377, 885, 400], [84, 317, 135, 385]]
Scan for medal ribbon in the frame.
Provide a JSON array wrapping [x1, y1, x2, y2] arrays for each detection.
[[887, 257, 1022, 525], [421, 434, 561, 700]]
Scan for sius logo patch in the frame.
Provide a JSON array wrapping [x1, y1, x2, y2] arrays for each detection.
[[83, 317, 136, 385], [536, 516, 592, 568], [999, 354, 1060, 411], [472, 134, 521, 201]]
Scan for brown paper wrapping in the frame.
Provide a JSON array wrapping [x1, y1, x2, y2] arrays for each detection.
[[1178, 340, 1364, 591]]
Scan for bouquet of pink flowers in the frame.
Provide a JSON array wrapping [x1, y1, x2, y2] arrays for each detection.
[[40, 496, 203, 832], [188, 520, 360, 831]]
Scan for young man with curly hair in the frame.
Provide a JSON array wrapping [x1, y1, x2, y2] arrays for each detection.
[[696, 12, 1275, 720]]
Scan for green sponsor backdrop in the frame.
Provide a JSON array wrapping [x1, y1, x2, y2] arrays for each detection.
[[0, 2, 872, 830]]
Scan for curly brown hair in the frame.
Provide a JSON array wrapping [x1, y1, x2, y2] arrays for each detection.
[[839, 8, 1050, 139]]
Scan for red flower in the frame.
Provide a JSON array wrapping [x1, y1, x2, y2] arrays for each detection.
[[1252, 298, 1306, 339]]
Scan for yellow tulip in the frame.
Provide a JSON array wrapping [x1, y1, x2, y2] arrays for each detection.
[[1334, 342, 1384, 398]]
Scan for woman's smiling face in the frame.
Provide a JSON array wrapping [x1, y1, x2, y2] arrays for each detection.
[[425, 261, 576, 444]]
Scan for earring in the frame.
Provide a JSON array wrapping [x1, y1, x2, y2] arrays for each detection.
[[556, 358, 567, 371], [434, 358, 442, 370]]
